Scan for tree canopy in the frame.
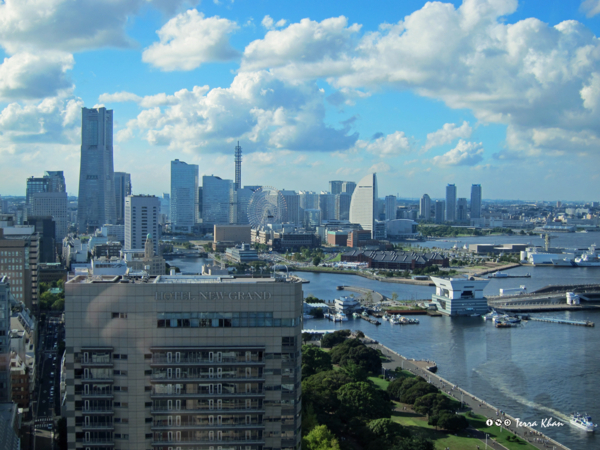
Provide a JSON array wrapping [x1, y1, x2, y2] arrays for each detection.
[[337, 382, 393, 423], [320, 329, 351, 348], [330, 339, 382, 374], [302, 425, 341, 450], [302, 345, 333, 378]]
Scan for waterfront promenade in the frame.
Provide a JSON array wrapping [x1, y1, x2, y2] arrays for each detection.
[[367, 339, 570, 450]]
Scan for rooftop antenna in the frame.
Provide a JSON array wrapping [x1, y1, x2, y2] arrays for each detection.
[[234, 141, 242, 191]]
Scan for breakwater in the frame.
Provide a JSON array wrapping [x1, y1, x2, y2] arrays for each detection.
[[367, 338, 571, 450]]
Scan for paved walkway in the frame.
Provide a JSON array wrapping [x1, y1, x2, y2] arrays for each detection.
[[367, 341, 570, 450]]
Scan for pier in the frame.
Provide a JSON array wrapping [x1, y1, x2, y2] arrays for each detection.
[[367, 338, 571, 450], [528, 316, 594, 327]]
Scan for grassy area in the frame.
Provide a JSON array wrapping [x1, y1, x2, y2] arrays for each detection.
[[466, 413, 538, 450], [368, 376, 389, 390], [330, 253, 342, 262], [292, 266, 358, 274], [391, 407, 484, 450]]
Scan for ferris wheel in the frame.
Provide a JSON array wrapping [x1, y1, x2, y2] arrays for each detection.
[[247, 186, 288, 228]]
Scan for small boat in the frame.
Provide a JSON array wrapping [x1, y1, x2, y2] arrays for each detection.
[[505, 316, 521, 324], [495, 322, 513, 328], [399, 316, 410, 325], [570, 413, 597, 432], [303, 313, 314, 320], [488, 271, 509, 278], [352, 312, 361, 319], [382, 314, 390, 321], [335, 312, 349, 322], [409, 318, 419, 324], [361, 310, 369, 317], [482, 310, 499, 321], [389, 316, 400, 325]]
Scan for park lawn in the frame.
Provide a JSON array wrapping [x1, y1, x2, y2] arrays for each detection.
[[391, 408, 483, 450], [330, 253, 342, 262], [368, 376, 389, 390], [466, 413, 539, 450]]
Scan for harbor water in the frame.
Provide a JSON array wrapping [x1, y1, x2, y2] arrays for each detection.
[[168, 233, 600, 450]]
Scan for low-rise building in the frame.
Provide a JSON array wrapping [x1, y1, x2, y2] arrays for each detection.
[[342, 249, 448, 270], [429, 276, 489, 316], [214, 224, 252, 243], [225, 243, 259, 263], [121, 234, 166, 276]]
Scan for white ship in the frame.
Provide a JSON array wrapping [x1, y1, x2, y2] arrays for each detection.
[[335, 312, 349, 321], [482, 310, 499, 321], [488, 271, 509, 278], [570, 413, 597, 432], [551, 258, 576, 267], [574, 245, 600, 267]]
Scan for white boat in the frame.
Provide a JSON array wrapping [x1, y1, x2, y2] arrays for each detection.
[[408, 318, 419, 324], [482, 310, 499, 321], [389, 316, 400, 325], [570, 413, 597, 432], [551, 258, 576, 267], [574, 245, 600, 267], [303, 313, 314, 320], [493, 314, 509, 324], [335, 312, 349, 322], [382, 314, 390, 321], [488, 271, 509, 278]]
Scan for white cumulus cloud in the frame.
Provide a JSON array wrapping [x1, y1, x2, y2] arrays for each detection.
[[0, 0, 199, 53], [354, 131, 411, 157], [422, 121, 473, 152], [581, 0, 600, 17], [142, 10, 239, 71], [0, 52, 73, 101], [430, 140, 484, 166], [119, 71, 358, 154]]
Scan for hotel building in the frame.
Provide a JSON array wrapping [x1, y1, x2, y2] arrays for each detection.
[[65, 274, 303, 450]]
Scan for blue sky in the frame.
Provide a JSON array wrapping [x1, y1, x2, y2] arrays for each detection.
[[1, 0, 600, 201]]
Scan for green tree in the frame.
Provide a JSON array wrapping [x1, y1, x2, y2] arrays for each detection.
[[302, 345, 333, 378], [302, 425, 341, 450], [341, 361, 369, 382], [387, 377, 421, 402], [321, 330, 350, 348], [337, 382, 393, 423], [302, 370, 353, 433], [312, 256, 322, 266], [435, 411, 469, 433], [392, 436, 435, 450], [366, 418, 410, 447], [413, 393, 456, 417]]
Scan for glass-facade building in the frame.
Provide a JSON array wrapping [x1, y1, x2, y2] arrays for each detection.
[[471, 184, 482, 219], [349, 173, 378, 239], [77, 107, 117, 233], [171, 160, 199, 232], [202, 176, 233, 226], [445, 184, 457, 223]]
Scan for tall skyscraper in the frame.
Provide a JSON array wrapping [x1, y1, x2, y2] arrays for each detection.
[[77, 107, 117, 232], [318, 192, 336, 221], [231, 187, 254, 224], [125, 195, 160, 255], [471, 184, 482, 219], [456, 198, 468, 222], [435, 200, 445, 224], [420, 194, 431, 220], [385, 195, 397, 221], [31, 191, 68, 243], [234, 142, 242, 191], [44, 171, 66, 193], [445, 184, 457, 222], [281, 190, 300, 226], [349, 173, 378, 238], [160, 193, 170, 221], [329, 181, 344, 195], [298, 191, 319, 210], [342, 181, 356, 196], [114, 172, 132, 225], [65, 273, 303, 449], [202, 175, 233, 226], [0, 277, 12, 402], [170, 159, 199, 232], [335, 192, 351, 220]]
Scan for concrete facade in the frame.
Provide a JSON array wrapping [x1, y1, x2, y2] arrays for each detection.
[[214, 225, 252, 244], [125, 195, 160, 256], [65, 274, 303, 450], [430, 276, 489, 316]]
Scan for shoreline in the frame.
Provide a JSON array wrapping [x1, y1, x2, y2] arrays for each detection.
[[366, 337, 571, 450]]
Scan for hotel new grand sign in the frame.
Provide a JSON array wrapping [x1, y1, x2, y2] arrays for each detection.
[[155, 291, 273, 301]]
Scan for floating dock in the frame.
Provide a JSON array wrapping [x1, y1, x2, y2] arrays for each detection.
[[528, 317, 594, 327]]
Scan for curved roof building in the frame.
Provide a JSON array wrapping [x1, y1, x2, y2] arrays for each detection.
[[349, 173, 378, 238]]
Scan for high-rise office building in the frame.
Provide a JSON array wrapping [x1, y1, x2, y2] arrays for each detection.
[[160, 193, 170, 221], [335, 193, 351, 220], [44, 171, 66, 193], [114, 172, 132, 225], [77, 107, 117, 232], [420, 194, 431, 220], [329, 181, 344, 196], [445, 184, 457, 222], [298, 191, 318, 210], [25, 217, 56, 262], [471, 184, 482, 219], [170, 159, 199, 232], [65, 273, 303, 450], [434, 200, 445, 224], [349, 173, 378, 238], [31, 192, 68, 243], [234, 142, 242, 191], [385, 195, 397, 221], [281, 190, 300, 226], [304, 208, 321, 229], [0, 228, 39, 309], [202, 176, 233, 226], [456, 198, 468, 223], [342, 181, 356, 196], [318, 192, 336, 221], [0, 277, 13, 402], [125, 195, 160, 255], [232, 187, 254, 225]]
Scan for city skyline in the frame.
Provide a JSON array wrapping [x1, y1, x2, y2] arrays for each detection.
[[1, 1, 600, 201]]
